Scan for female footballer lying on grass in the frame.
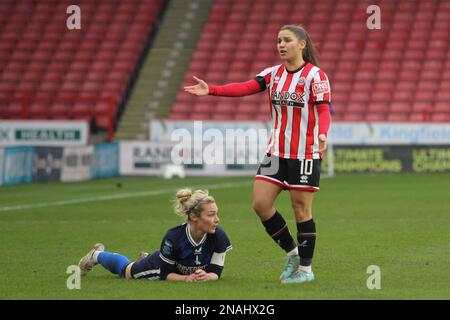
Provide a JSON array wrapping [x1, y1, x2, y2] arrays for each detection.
[[78, 189, 232, 282]]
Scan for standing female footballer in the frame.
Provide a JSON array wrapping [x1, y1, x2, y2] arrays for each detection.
[[78, 189, 232, 282], [184, 25, 331, 284]]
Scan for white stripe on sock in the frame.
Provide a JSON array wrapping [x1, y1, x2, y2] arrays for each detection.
[[299, 265, 312, 273], [287, 247, 298, 257], [92, 250, 102, 263]]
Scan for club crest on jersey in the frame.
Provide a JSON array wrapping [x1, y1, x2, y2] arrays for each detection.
[[312, 81, 330, 95], [298, 77, 306, 85]]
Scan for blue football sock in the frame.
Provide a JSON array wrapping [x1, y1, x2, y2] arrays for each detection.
[[97, 251, 131, 278]]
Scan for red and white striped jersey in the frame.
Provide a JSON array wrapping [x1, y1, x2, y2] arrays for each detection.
[[256, 62, 331, 160]]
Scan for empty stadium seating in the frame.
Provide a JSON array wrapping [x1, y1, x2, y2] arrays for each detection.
[[172, 0, 450, 122], [0, 0, 163, 133]]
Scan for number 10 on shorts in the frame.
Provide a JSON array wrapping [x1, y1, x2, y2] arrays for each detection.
[[299, 159, 313, 175]]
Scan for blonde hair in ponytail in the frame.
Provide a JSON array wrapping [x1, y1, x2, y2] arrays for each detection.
[[174, 188, 215, 220], [280, 24, 320, 67]]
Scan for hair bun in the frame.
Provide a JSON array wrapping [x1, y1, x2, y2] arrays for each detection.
[[176, 188, 192, 203]]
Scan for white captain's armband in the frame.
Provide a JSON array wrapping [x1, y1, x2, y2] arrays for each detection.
[[210, 251, 227, 267]]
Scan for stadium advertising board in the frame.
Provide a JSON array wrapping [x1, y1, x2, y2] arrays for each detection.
[[120, 141, 174, 175], [1, 146, 34, 186], [152, 121, 450, 146], [150, 119, 268, 168], [0, 121, 89, 147], [120, 141, 264, 177], [92, 143, 119, 178], [146, 120, 450, 175], [329, 122, 450, 145], [61, 146, 93, 182], [322, 145, 450, 174], [120, 141, 264, 176], [32, 147, 63, 182]]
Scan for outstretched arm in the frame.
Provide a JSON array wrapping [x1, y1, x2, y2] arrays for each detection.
[[184, 76, 263, 97]]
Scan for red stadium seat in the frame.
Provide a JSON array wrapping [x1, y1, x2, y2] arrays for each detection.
[[29, 101, 49, 115], [412, 102, 432, 113], [387, 113, 409, 122], [377, 70, 397, 81], [95, 101, 112, 114], [227, 71, 250, 82], [193, 102, 213, 113], [343, 113, 365, 122], [86, 71, 106, 82], [5, 101, 23, 117], [430, 113, 450, 122], [415, 91, 435, 102], [64, 71, 85, 82], [172, 102, 192, 113], [95, 115, 112, 129], [73, 102, 94, 115], [346, 103, 366, 113], [211, 113, 233, 121], [436, 91, 450, 101], [334, 71, 353, 82], [60, 81, 80, 93], [393, 91, 414, 102], [235, 114, 256, 121], [368, 102, 389, 113], [409, 113, 427, 122], [238, 103, 258, 114], [443, 70, 450, 80], [349, 92, 370, 103], [433, 102, 449, 113], [216, 102, 235, 114], [390, 102, 411, 113], [396, 81, 416, 91]]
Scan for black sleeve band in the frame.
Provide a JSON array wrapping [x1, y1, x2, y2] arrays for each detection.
[[254, 76, 267, 91], [205, 264, 223, 278], [314, 101, 331, 105]]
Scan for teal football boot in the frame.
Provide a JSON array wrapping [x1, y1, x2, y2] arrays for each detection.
[[279, 255, 300, 281], [281, 269, 315, 284]]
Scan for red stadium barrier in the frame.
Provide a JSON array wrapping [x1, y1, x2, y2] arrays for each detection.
[[0, 95, 116, 141]]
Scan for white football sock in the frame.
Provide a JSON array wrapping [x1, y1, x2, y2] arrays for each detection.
[[92, 250, 102, 263], [287, 247, 298, 257], [299, 265, 312, 273]]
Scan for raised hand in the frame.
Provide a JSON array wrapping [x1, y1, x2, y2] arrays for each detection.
[[184, 76, 209, 96]]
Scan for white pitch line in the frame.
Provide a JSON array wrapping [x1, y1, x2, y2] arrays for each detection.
[[0, 181, 253, 213]]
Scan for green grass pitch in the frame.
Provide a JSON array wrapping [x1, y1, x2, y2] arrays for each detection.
[[1, 173, 449, 299]]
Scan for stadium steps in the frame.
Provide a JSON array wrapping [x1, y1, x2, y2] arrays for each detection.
[[115, 0, 214, 140]]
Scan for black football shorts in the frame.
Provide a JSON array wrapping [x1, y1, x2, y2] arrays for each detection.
[[255, 154, 321, 191]]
